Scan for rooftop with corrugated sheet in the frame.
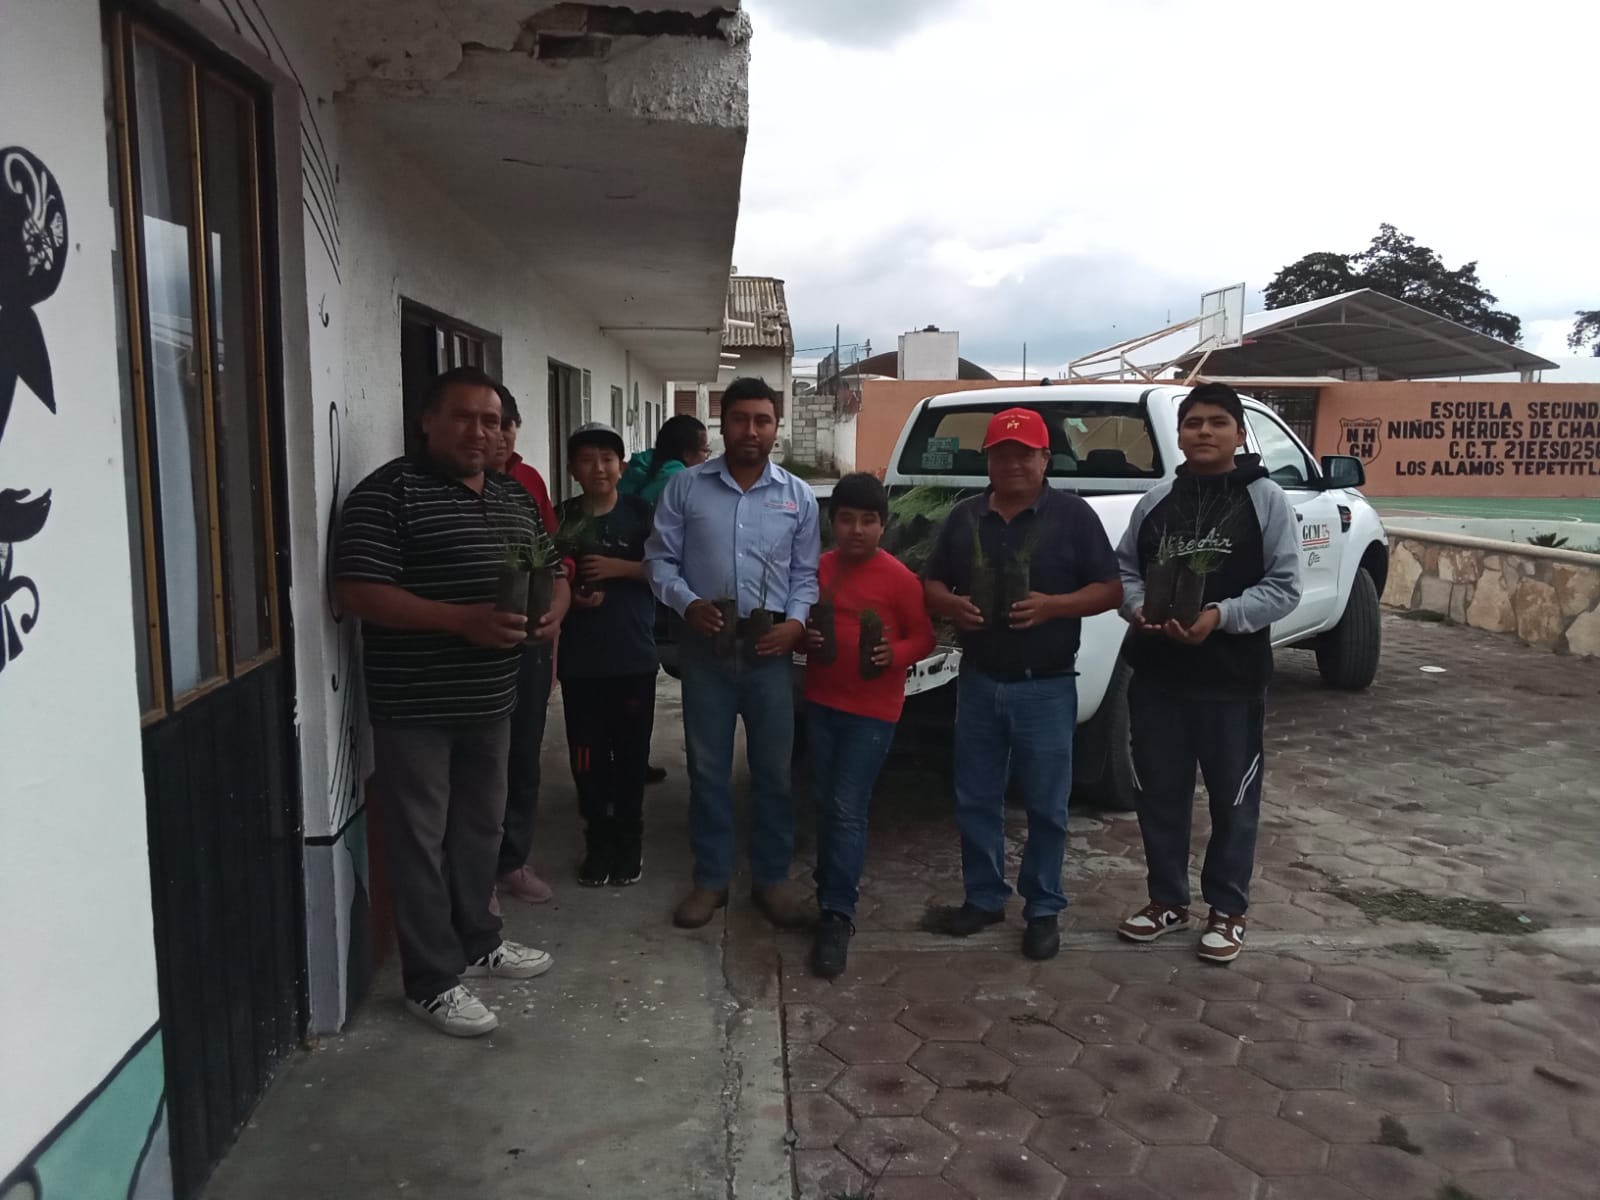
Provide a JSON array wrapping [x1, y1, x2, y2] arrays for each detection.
[[725, 274, 794, 352]]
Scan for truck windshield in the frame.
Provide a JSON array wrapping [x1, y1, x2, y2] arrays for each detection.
[[897, 401, 1163, 481]]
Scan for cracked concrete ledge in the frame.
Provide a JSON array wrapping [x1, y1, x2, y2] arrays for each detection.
[[331, 2, 752, 129], [337, 31, 750, 130], [718, 903, 793, 1200], [842, 922, 1600, 957]]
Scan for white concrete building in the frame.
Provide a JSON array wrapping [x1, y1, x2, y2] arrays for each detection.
[[897, 327, 961, 380], [670, 272, 793, 450], [0, 2, 747, 1196]]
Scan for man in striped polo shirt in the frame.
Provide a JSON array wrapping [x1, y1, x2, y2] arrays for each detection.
[[335, 366, 570, 1038]]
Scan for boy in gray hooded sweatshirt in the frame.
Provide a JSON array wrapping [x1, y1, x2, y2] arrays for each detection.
[[1114, 383, 1302, 963]]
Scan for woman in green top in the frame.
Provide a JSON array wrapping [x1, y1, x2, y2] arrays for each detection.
[[620, 415, 711, 507], [622, 414, 709, 785]]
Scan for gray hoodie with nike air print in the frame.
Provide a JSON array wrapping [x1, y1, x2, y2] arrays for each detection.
[[1116, 455, 1302, 697]]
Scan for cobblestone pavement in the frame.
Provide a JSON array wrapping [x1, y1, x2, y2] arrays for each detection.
[[777, 617, 1600, 1199]]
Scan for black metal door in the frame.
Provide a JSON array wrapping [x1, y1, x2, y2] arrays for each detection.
[[107, 12, 305, 1197], [141, 662, 303, 1199]]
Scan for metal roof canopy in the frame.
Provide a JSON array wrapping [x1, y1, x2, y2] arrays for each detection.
[[1072, 290, 1558, 382]]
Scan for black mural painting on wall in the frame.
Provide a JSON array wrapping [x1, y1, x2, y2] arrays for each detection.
[[215, 0, 341, 282], [323, 399, 364, 830], [321, 397, 374, 1008], [0, 146, 65, 675]]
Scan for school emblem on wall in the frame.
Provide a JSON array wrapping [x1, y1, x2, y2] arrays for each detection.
[[0, 145, 66, 674], [1339, 417, 1382, 465]]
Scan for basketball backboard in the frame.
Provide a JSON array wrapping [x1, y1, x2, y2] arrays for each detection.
[[1198, 283, 1246, 351]]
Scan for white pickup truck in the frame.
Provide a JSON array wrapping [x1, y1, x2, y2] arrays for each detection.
[[879, 384, 1388, 811]]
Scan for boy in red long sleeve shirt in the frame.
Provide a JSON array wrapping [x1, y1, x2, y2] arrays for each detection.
[[803, 473, 936, 978], [487, 386, 563, 907]]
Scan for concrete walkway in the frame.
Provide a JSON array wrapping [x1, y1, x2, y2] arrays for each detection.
[[207, 618, 1600, 1199], [204, 679, 791, 1200]]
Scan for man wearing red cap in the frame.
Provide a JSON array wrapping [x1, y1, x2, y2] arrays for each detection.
[[924, 407, 1123, 960]]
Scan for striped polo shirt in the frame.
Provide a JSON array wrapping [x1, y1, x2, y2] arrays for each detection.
[[335, 456, 547, 725]]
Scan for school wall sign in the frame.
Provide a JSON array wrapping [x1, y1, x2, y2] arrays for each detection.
[[1312, 381, 1600, 499]]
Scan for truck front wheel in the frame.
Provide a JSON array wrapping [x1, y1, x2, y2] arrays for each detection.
[[1316, 568, 1381, 691]]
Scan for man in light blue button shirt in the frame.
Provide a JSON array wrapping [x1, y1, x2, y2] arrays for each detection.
[[646, 378, 820, 930]]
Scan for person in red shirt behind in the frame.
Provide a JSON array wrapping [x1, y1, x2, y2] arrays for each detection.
[[486, 385, 561, 907], [803, 473, 935, 978], [493, 387, 559, 534]]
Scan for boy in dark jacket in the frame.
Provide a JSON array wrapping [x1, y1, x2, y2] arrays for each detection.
[[1114, 383, 1302, 963], [557, 422, 659, 887]]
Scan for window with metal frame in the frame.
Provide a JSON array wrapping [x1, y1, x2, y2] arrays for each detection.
[[399, 302, 499, 460], [1256, 390, 1319, 446], [110, 15, 280, 720]]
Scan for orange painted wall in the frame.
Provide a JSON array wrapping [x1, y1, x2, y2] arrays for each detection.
[[1311, 382, 1600, 498], [856, 379, 1039, 476]]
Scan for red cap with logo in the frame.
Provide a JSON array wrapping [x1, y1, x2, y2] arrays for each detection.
[[982, 407, 1051, 450]]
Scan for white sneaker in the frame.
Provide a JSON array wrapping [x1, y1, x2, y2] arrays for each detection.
[[1198, 911, 1247, 964], [406, 985, 498, 1038], [464, 940, 553, 980], [1118, 902, 1191, 943]]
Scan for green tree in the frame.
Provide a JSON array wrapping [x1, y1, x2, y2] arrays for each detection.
[[1264, 224, 1522, 343], [1568, 310, 1600, 355], [1260, 251, 1356, 310]]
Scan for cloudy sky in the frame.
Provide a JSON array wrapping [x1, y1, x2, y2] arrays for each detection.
[[733, 0, 1597, 375]]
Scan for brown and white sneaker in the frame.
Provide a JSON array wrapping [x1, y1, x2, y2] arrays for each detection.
[[1197, 910, 1247, 964], [1117, 902, 1191, 943]]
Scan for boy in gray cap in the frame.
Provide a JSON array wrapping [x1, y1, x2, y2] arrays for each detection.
[[556, 422, 659, 886]]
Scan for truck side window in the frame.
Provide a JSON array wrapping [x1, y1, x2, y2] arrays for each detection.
[[1248, 412, 1313, 488]]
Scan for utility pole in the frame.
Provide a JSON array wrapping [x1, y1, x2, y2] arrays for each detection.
[[1022, 343, 1028, 380], [833, 323, 841, 398]]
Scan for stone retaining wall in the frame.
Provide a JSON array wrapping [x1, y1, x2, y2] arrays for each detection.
[[1383, 527, 1600, 657]]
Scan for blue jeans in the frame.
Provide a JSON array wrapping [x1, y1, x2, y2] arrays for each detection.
[[953, 669, 1077, 919], [807, 703, 896, 918], [679, 636, 796, 891]]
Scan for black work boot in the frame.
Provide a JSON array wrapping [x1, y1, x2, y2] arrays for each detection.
[[810, 911, 855, 980], [1022, 915, 1061, 960], [940, 902, 1006, 938]]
